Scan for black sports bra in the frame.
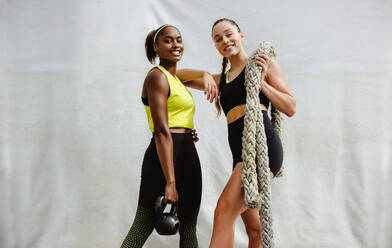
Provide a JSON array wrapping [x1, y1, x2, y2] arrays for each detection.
[[219, 68, 270, 116]]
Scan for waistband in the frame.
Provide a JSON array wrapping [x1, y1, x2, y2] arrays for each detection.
[[151, 132, 193, 138], [228, 110, 268, 127]]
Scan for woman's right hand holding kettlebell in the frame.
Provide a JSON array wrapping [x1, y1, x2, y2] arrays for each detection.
[[164, 182, 178, 204]]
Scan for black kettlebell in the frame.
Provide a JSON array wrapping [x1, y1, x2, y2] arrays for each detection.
[[154, 194, 180, 235]]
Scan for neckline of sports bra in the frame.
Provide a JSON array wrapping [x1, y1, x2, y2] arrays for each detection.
[[225, 67, 245, 84]]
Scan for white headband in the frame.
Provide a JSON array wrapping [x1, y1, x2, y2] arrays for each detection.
[[153, 24, 172, 43]]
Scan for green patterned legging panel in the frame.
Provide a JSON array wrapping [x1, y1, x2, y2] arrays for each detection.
[[120, 205, 199, 248]]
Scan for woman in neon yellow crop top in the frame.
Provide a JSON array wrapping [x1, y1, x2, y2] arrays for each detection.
[[120, 24, 217, 248]]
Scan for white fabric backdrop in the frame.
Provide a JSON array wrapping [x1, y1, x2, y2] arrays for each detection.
[[1, 0, 391, 247]]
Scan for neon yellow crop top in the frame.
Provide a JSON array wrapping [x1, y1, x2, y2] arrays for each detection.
[[143, 65, 195, 132]]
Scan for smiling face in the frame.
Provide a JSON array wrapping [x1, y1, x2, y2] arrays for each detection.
[[212, 20, 244, 58], [154, 26, 184, 63]]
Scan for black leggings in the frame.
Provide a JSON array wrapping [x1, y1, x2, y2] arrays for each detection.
[[121, 132, 202, 248], [228, 111, 283, 176]]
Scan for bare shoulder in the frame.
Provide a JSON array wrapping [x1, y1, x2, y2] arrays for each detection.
[[144, 68, 169, 90], [269, 57, 283, 71], [266, 57, 285, 79]]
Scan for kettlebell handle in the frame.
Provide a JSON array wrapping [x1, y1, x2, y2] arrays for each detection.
[[154, 193, 180, 235], [155, 194, 178, 218], [169, 201, 177, 215]]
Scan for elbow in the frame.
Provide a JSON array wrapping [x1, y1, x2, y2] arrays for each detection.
[[154, 126, 171, 138], [286, 99, 296, 117], [286, 106, 296, 117]]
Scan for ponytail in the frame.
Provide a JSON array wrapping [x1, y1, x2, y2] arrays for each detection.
[[215, 57, 228, 116], [145, 30, 157, 64]]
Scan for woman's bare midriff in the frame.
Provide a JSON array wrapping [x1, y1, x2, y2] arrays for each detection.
[[169, 127, 192, 133], [227, 104, 267, 125]]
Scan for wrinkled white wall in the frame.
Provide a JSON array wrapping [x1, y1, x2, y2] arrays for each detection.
[[1, 0, 391, 247]]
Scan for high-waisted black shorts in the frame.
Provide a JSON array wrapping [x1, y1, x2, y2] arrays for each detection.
[[228, 111, 283, 176], [137, 132, 202, 218]]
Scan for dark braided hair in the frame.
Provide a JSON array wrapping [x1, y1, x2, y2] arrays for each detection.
[[211, 18, 241, 115], [215, 57, 228, 115]]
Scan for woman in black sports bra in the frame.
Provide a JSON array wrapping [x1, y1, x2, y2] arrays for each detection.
[[179, 18, 296, 247]]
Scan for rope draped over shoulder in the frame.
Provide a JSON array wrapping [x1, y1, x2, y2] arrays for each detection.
[[241, 41, 283, 248]]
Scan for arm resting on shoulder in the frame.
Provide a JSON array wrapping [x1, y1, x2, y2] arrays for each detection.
[[177, 69, 220, 103]]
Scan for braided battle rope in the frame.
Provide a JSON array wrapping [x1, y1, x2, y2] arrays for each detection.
[[241, 41, 283, 248]]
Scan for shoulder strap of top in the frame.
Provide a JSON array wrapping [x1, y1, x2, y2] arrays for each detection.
[[156, 65, 181, 82], [219, 71, 228, 90]]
